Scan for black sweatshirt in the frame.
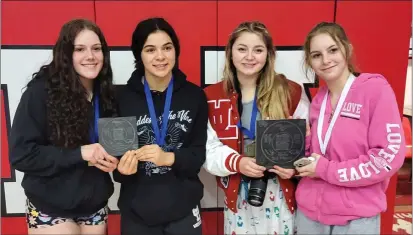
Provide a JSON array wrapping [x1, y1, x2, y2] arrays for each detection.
[[113, 68, 208, 226], [9, 77, 114, 217]]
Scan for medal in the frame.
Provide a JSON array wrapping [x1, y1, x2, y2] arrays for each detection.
[[244, 141, 256, 157]]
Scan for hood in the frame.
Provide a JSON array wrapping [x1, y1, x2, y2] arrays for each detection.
[[351, 72, 388, 90]]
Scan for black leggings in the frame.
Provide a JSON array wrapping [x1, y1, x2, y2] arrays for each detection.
[[121, 205, 202, 235]]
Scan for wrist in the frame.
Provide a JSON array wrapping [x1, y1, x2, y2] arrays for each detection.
[[80, 145, 88, 161], [164, 152, 175, 166], [236, 156, 245, 173], [315, 155, 328, 178]]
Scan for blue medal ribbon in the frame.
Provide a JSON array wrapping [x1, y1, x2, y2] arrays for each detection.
[[236, 94, 258, 140], [237, 91, 258, 200], [90, 87, 100, 144], [143, 77, 174, 147]]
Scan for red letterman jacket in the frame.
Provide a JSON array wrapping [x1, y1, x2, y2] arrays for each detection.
[[203, 79, 309, 215]]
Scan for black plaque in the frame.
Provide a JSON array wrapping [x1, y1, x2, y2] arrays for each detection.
[[256, 119, 306, 169], [98, 116, 139, 157]]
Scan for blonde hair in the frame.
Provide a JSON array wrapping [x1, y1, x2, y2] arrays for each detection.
[[222, 21, 291, 119], [303, 22, 357, 77]]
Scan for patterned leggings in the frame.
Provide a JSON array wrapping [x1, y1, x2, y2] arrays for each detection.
[[25, 199, 108, 229], [224, 177, 294, 235]]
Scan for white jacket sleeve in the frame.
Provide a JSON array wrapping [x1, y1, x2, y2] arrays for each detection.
[[292, 84, 311, 122], [203, 120, 242, 177]]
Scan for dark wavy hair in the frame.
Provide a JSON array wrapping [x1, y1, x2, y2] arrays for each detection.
[[131, 17, 180, 73], [28, 18, 116, 148]]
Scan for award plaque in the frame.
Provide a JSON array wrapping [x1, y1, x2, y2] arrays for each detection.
[[256, 119, 306, 169], [98, 116, 139, 156]]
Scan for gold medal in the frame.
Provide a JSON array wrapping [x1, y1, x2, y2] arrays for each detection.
[[244, 141, 256, 157]]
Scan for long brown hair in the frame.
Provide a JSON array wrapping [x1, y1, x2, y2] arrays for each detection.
[[222, 21, 291, 119], [28, 18, 116, 148]]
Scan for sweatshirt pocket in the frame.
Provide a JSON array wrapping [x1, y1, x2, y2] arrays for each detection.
[[129, 178, 203, 226], [24, 167, 111, 213], [24, 173, 80, 210], [322, 185, 354, 216], [295, 178, 317, 211], [130, 183, 182, 226], [341, 188, 354, 208]]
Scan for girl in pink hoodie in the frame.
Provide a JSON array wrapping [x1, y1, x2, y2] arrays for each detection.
[[294, 22, 406, 234]]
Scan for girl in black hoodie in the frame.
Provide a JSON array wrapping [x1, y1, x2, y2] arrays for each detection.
[[9, 19, 118, 234], [114, 18, 208, 235]]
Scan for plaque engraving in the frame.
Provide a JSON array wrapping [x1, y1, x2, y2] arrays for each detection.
[[98, 116, 139, 157], [256, 119, 306, 169]]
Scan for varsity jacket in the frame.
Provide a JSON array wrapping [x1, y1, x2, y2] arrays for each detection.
[[203, 79, 310, 214]]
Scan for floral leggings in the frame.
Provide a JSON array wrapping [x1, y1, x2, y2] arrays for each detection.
[[26, 199, 108, 229]]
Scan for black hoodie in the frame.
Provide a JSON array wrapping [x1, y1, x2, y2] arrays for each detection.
[[9, 76, 114, 217], [114, 68, 208, 226]]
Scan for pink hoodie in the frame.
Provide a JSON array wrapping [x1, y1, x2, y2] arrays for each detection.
[[296, 73, 406, 225]]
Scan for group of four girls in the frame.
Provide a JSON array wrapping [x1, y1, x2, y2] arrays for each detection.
[[10, 17, 405, 235]]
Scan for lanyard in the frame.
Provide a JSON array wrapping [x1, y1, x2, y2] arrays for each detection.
[[317, 74, 355, 154], [143, 77, 174, 147], [238, 91, 258, 201], [237, 93, 258, 139], [90, 89, 100, 144]]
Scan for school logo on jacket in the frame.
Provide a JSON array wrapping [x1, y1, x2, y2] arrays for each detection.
[[208, 99, 239, 140], [221, 176, 229, 188], [136, 110, 193, 176]]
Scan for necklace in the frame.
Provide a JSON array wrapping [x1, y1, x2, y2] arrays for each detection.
[[328, 107, 335, 123]]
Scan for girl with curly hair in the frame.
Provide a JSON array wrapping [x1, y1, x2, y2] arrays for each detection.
[[9, 18, 118, 235]]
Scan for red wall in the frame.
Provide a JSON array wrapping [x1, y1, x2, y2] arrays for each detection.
[[1, 1, 411, 235]]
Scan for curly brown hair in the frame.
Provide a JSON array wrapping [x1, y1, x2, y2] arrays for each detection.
[[28, 19, 116, 148]]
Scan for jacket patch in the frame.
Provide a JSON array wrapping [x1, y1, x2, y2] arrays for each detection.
[[340, 102, 362, 119], [221, 176, 229, 188], [207, 99, 239, 140]]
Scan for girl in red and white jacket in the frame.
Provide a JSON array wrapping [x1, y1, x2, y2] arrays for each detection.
[[203, 21, 310, 235]]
